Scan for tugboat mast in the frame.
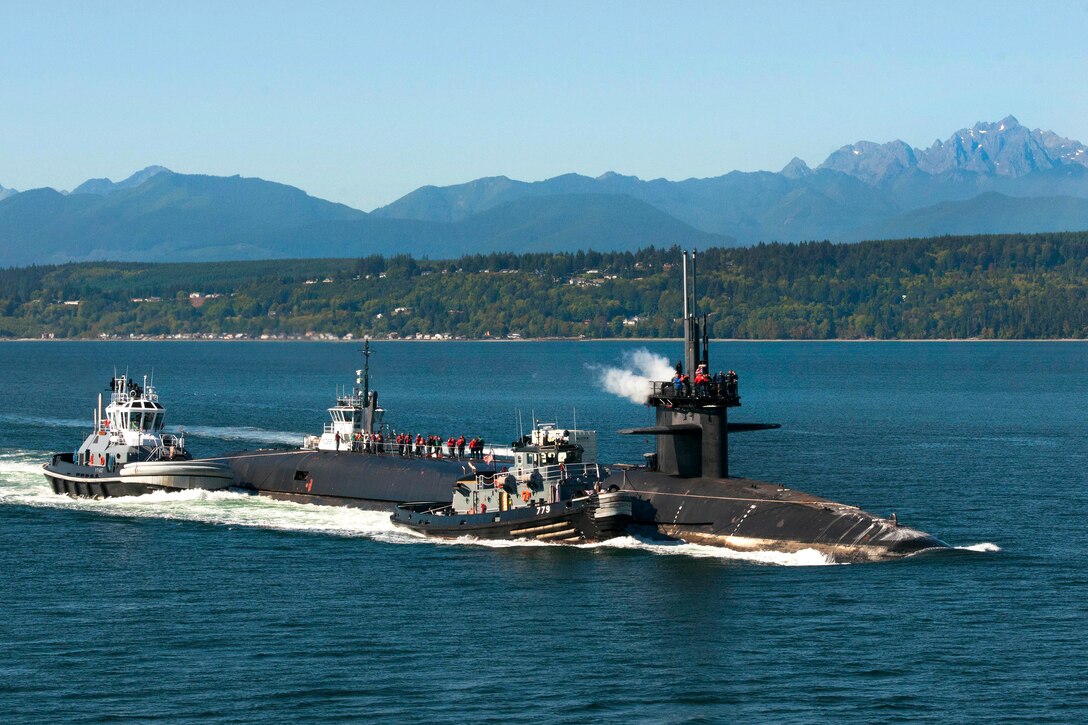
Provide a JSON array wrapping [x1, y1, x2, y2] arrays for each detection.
[[357, 337, 381, 437], [359, 337, 371, 405]]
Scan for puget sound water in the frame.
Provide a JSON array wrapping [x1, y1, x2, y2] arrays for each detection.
[[1, 340, 1085, 723]]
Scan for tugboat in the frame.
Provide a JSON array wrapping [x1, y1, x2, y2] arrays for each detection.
[[601, 250, 948, 562], [392, 423, 633, 543], [300, 353, 386, 453], [43, 374, 234, 498]]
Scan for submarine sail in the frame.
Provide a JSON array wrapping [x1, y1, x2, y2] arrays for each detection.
[[607, 250, 946, 561]]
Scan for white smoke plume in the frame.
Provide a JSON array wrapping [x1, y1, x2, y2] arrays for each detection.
[[594, 348, 676, 404]]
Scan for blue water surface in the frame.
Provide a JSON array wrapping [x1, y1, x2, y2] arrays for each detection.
[[0, 341, 1086, 723]]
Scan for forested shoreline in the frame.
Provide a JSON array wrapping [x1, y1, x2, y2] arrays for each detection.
[[2, 231, 1086, 340]]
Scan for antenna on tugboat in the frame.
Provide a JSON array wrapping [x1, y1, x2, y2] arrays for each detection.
[[359, 336, 372, 402]]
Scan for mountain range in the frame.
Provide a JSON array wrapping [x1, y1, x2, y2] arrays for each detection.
[[3, 115, 1088, 266]]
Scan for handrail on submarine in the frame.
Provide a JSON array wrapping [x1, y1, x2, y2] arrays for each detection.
[[649, 380, 741, 407]]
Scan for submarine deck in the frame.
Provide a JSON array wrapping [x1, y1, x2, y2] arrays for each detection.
[[607, 467, 945, 560]]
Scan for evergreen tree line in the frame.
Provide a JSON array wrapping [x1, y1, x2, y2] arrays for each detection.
[[1, 231, 1086, 340]]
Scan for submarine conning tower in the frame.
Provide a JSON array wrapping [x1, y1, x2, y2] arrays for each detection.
[[623, 250, 777, 479]]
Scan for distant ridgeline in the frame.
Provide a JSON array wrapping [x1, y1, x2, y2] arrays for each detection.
[[1, 232, 1086, 340]]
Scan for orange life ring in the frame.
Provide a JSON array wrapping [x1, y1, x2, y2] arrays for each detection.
[[468, 507, 476, 515], [521, 490, 531, 502]]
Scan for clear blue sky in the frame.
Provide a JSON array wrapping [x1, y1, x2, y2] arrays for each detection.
[[2, 1, 1087, 210]]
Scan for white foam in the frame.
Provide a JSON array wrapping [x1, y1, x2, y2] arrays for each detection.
[[956, 542, 1001, 553], [586, 535, 837, 566], [0, 450, 834, 565], [0, 451, 50, 477], [591, 348, 676, 404]]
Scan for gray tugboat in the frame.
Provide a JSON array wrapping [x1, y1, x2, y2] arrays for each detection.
[[601, 251, 948, 562], [43, 374, 233, 498], [392, 423, 633, 543]]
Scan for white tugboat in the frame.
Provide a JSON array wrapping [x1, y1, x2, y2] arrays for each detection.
[[301, 365, 385, 453], [43, 374, 234, 498]]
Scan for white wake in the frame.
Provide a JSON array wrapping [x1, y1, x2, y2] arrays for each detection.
[[1, 451, 841, 565], [955, 542, 1001, 553], [586, 535, 836, 566]]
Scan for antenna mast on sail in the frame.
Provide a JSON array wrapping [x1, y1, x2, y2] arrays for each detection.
[[682, 249, 701, 377]]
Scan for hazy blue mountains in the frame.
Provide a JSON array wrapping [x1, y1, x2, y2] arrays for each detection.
[[255, 193, 726, 258], [853, 192, 1088, 240], [374, 116, 1088, 244], [70, 165, 172, 195], [0, 170, 721, 266], [3, 116, 1088, 266], [0, 170, 367, 266]]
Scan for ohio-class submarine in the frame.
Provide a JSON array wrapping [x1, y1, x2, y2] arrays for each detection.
[[220, 253, 946, 561], [602, 250, 947, 561]]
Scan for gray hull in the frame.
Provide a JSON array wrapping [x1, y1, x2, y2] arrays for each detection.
[[218, 449, 470, 510], [610, 468, 946, 562], [218, 450, 945, 560]]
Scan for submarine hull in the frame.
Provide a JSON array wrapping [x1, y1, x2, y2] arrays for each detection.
[[611, 468, 947, 562], [220, 449, 470, 510], [220, 451, 946, 560]]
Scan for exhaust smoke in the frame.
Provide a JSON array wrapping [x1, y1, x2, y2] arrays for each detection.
[[594, 349, 675, 404]]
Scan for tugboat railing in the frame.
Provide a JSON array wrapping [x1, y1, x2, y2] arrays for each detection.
[[148, 434, 184, 461], [477, 461, 604, 487]]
